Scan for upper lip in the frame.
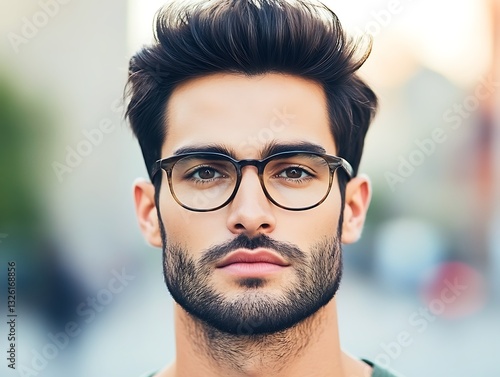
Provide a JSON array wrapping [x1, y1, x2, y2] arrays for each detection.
[[216, 249, 290, 268]]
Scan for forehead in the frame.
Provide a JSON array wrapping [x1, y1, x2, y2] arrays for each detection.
[[162, 73, 337, 159]]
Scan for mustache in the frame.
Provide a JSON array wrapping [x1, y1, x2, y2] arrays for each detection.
[[199, 233, 306, 266]]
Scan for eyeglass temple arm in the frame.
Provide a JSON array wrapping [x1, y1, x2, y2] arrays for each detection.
[[330, 158, 353, 178], [151, 161, 164, 179]]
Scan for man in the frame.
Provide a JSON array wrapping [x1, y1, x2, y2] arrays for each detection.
[[126, 0, 401, 376]]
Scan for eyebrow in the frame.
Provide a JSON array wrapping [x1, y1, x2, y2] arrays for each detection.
[[261, 141, 326, 157], [173, 141, 327, 159], [173, 144, 238, 158]]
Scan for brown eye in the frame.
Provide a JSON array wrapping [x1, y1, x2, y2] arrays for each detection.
[[284, 168, 303, 178], [198, 168, 216, 179]]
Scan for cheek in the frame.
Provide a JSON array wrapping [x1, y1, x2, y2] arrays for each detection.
[[276, 207, 339, 241], [159, 192, 228, 251], [273, 198, 342, 251]]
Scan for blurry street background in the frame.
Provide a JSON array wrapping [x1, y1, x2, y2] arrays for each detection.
[[0, 0, 499, 376]]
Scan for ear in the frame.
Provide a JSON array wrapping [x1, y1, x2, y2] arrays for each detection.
[[133, 178, 162, 248], [341, 174, 372, 244]]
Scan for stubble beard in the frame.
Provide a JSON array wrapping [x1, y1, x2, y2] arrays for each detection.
[[158, 215, 343, 335], [165, 237, 342, 329], [157, 210, 344, 370]]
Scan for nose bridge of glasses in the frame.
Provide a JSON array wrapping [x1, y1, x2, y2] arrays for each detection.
[[237, 159, 266, 175], [239, 159, 261, 168], [234, 159, 267, 198]]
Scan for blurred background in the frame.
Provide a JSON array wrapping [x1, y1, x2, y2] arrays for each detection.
[[0, 0, 498, 376]]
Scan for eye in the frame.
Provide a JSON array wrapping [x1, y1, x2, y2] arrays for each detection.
[[277, 166, 311, 179], [191, 166, 224, 180]]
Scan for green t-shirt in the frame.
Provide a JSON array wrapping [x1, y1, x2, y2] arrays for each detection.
[[140, 359, 402, 376]]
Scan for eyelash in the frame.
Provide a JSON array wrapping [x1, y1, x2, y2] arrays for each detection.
[[185, 166, 227, 184], [274, 166, 315, 182]]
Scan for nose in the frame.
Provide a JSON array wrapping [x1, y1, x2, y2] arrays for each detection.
[[226, 166, 276, 237]]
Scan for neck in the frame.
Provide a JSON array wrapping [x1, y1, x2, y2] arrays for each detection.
[[169, 299, 352, 377]]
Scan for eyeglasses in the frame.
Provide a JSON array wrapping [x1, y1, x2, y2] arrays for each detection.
[[151, 150, 353, 212]]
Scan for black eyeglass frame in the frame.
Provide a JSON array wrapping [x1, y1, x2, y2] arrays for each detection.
[[151, 150, 354, 212]]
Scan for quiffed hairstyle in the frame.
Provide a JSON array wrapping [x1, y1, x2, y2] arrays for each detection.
[[125, 0, 378, 192]]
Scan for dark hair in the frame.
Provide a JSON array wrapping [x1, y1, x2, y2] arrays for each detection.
[[125, 0, 377, 195]]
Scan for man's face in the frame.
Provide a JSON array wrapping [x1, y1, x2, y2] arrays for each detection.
[[157, 73, 345, 335]]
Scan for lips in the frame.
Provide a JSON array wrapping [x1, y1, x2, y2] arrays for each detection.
[[216, 249, 290, 268]]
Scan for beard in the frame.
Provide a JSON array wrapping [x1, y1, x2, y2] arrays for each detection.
[[159, 219, 343, 336]]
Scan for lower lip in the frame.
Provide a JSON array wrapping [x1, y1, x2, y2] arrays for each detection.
[[218, 262, 288, 276]]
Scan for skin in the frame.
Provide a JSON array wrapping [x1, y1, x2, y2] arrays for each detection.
[[134, 73, 372, 377]]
